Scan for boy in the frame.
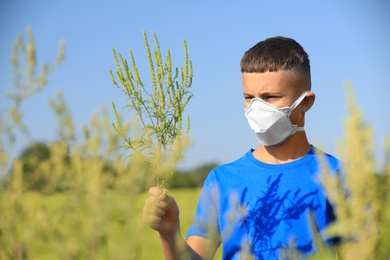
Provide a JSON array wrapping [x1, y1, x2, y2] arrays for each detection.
[[143, 36, 342, 259]]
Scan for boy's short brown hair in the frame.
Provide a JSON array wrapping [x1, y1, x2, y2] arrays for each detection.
[[240, 36, 311, 90]]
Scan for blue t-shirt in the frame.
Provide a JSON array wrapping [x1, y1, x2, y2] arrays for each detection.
[[187, 146, 342, 259]]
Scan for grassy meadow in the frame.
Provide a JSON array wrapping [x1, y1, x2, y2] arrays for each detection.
[[1, 28, 389, 259], [0, 187, 209, 259]]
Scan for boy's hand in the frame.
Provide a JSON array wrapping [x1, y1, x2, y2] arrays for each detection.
[[143, 187, 180, 235]]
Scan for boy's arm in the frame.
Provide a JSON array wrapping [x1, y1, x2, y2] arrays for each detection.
[[159, 230, 219, 260], [143, 187, 219, 259], [187, 235, 220, 260]]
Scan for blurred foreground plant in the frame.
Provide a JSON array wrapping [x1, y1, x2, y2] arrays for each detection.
[[317, 83, 389, 259], [0, 26, 65, 178], [110, 31, 193, 189], [0, 27, 163, 259]]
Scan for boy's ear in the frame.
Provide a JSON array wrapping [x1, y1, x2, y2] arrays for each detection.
[[302, 92, 315, 112]]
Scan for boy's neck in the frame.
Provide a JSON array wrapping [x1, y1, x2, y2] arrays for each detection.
[[253, 132, 311, 164]]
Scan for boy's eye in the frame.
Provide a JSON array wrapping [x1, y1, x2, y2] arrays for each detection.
[[243, 94, 282, 101], [264, 95, 281, 100]]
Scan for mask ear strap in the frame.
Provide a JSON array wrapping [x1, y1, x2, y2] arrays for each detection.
[[287, 91, 310, 115], [289, 91, 310, 132]]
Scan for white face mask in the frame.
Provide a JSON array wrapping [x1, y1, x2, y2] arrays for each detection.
[[245, 91, 309, 146]]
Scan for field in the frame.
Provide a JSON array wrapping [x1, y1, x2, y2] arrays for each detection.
[[1, 27, 389, 260], [0, 187, 224, 259]]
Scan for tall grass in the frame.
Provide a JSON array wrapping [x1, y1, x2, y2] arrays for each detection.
[[110, 31, 193, 190], [316, 84, 389, 259], [0, 28, 155, 259], [0, 28, 389, 259]]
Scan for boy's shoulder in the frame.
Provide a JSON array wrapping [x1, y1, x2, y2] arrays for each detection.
[[311, 147, 344, 173], [213, 149, 254, 171]]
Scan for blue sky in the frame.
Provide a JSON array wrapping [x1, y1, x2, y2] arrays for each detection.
[[1, 0, 389, 170]]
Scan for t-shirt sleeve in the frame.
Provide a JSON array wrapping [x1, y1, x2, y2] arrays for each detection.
[[186, 172, 222, 243]]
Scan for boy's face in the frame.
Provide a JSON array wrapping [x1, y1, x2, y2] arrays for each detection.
[[242, 70, 310, 127]]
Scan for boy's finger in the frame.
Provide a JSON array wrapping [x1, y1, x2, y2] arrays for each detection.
[[144, 215, 163, 230], [145, 194, 169, 207], [149, 186, 164, 196], [147, 201, 169, 215]]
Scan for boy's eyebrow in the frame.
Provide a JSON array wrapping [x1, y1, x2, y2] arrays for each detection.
[[243, 92, 283, 96]]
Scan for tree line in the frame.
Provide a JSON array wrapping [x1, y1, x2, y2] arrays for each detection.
[[1, 141, 219, 192]]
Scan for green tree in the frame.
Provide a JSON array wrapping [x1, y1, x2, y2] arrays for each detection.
[[18, 142, 50, 190]]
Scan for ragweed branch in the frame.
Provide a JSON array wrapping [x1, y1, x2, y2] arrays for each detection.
[[110, 31, 193, 189]]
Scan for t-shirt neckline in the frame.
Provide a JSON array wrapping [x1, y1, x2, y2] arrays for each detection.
[[246, 145, 315, 170]]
